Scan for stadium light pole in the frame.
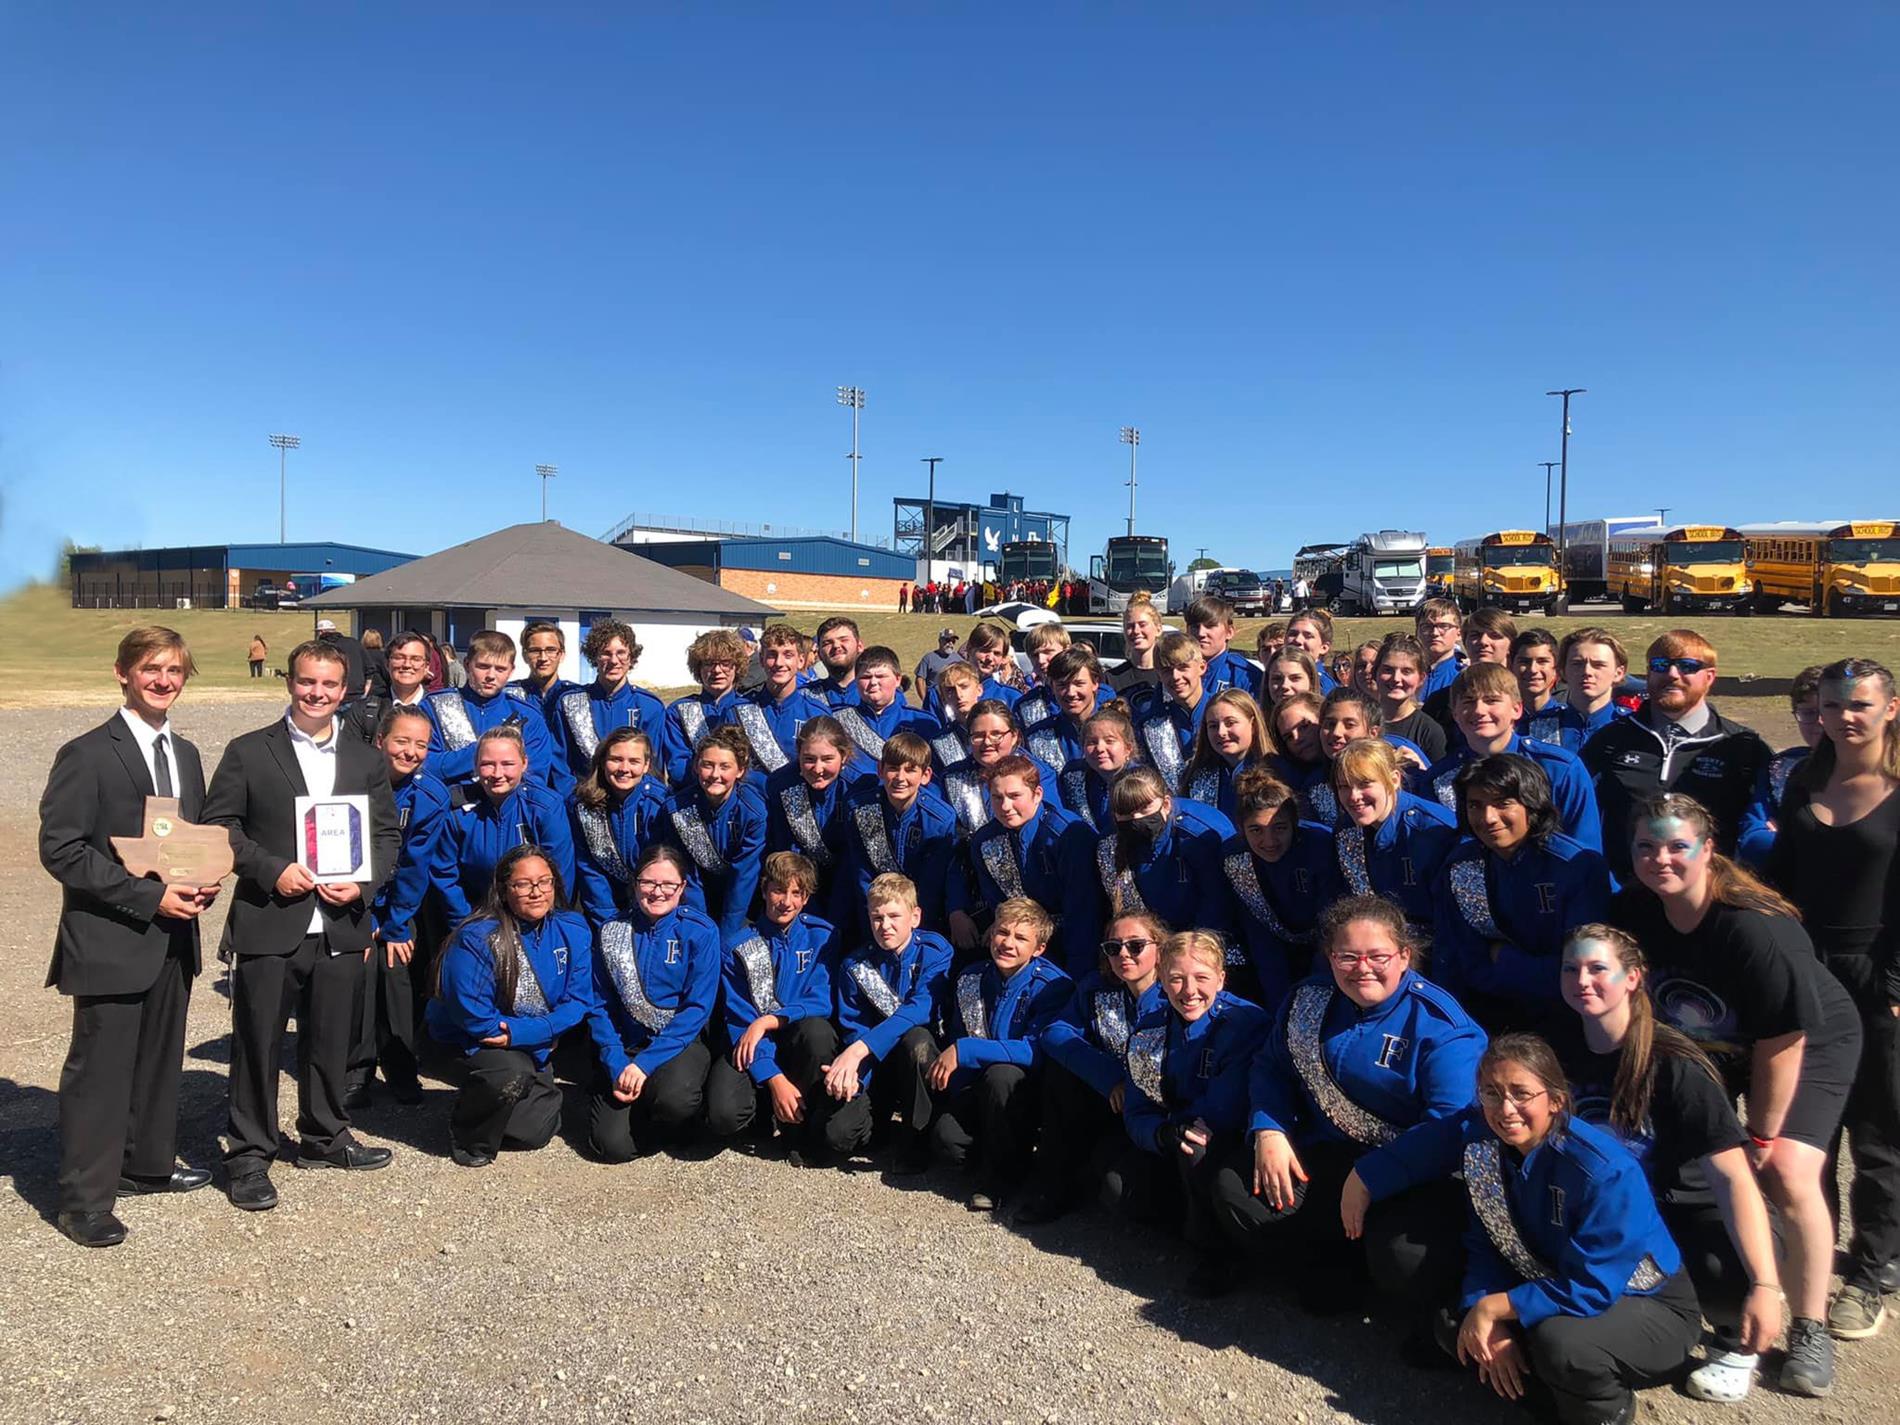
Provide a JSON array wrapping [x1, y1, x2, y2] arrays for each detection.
[[536, 464, 558, 521], [1539, 461, 1560, 537], [1656, 506, 1671, 526], [1545, 389, 1585, 607], [1119, 426, 1140, 536], [269, 433, 301, 543], [921, 457, 942, 585], [837, 386, 866, 543]]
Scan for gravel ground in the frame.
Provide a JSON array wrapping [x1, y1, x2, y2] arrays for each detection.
[[2, 700, 1894, 1425]]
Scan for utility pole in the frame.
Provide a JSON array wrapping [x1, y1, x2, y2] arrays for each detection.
[[921, 457, 942, 585], [1545, 389, 1586, 609], [1119, 427, 1140, 536], [1539, 461, 1561, 537], [837, 386, 866, 542], [1656, 507, 1671, 526], [536, 464, 558, 522], [269, 433, 301, 543]]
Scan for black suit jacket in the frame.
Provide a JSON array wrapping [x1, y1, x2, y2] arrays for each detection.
[[202, 718, 399, 958], [40, 715, 206, 996]]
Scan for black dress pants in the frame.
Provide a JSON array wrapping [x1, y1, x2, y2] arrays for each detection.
[[450, 1048, 561, 1158], [349, 940, 422, 1088], [1523, 1268, 1702, 1425], [825, 1024, 938, 1155], [704, 1017, 841, 1153], [57, 946, 193, 1214], [929, 1062, 1039, 1189], [226, 934, 359, 1176], [1825, 953, 1900, 1290], [588, 1039, 712, 1162], [1022, 1057, 1119, 1206]]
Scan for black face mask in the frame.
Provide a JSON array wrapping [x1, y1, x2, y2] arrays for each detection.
[[1118, 810, 1169, 861]]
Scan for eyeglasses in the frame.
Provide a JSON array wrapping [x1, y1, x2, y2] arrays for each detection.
[[1421, 621, 1460, 633], [635, 878, 684, 895], [1328, 951, 1398, 971], [1100, 937, 1155, 957], [1478, 1086, 1550, 1110], [1649, 657, 1709, 676], [506, 876, 556, 894]]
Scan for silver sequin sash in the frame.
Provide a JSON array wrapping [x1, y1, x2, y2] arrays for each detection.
[[677, 699, 710, 750], [1306, 781, 1339, 825], [777, 782, 833, 866], [505, 935, 551, 1017], [733, 933, 781, 1013], [1060, 766, 1098, 831], [1028, 728, 1066, 775], [853, 800, 899, 874], [735, 702, 790, 773], [1092, 989, 1133, 1056], [434, 692, 477, 750], [575, 804, 631, 888], [955, 966, 990, 1039], [1222, 852, 1312, 955], [1768, 750, 1798, 809], [598, 920, 677, 1033], [1287, 985, 1401, 1147], [931, 732, 968, 770], [833, 706, 888, 763], [979, 833, 1025, 901], [1097, 834, 1146, 913], [944, 769, 988, 837], [1448, 855, 1499, 938], [1461, 1136, 1665, 1295], [1187, 765, 1220, 805], [849, 958, 901, 1019], [1431, 767, 1459, 810], [1527, 711, 1563, 746], [562, 690, 599, 760], [1127, 1023, 1167, 1106], [1335, 823, 1373, 895], [1142, 718, 1185, 787], [1018, 693, 1053, 729], [670, 805, 726, 873]]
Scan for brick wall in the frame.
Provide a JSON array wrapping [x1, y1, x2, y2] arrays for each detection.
[[718, 568, 906, 610]]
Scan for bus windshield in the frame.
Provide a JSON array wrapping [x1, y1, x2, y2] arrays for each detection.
[[1375, 558, 1423, 580], [1105, 543, 1170, 589], [1828, 538, 1900, 564], [1670, 540, 1743, 564], [1481, 545, 1555, 568], [1002, 543, 1058, 581], [1427, 555, 1455, 575]]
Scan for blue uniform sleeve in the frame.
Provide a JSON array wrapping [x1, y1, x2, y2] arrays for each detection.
[[431, 925, 502, 1049], [1056, 825, 1105, 976], [532, 796, 578, 907], [1416, 1016, 1487, 1119], [910, 815, 955, 930], [1735, 760, 1778, 869], [1354, 1110, 1469, 1202], [378, 791, 446, 943], [520, 711, 568, 798], [716, 796, 766, 940], [432, 808, 474, 923], [632, 917, 722, 1077], [718, 934, 781, 1084], [1428, 864, 1481, 1004], [662, 701, 696, 785], [1247, 1013, 1304, 1139], [1552, 757, 1602, 853], [958, 968, 1070, 1072], [571, 805, 623, 928], [1504, 1161, 1663, 1326], [1042, 986, 1120, 1098]]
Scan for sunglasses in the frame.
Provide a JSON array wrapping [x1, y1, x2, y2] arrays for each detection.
[[1100, 936, 1155, 957], [1648, 657, 1709, 676]]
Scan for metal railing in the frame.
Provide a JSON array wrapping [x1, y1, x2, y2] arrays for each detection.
[[603, 510, 895, 549]]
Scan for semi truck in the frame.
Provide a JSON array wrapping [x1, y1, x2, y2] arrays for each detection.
[[1557, 516, 1665, 602], [1742, 520, 1900, 617], [1336, 530, 1430, 614], [1452, 530, 1564, 614], [1606, 525, 1750, 614]]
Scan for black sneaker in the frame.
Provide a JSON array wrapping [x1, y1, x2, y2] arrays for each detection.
[[1780, 1316, 1835, 1397], [450, 1144, 494, 1169]]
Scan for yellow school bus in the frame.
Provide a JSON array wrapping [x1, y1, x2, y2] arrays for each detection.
[[1744, 521, 1900, 617], [1452, 530, 1563, 614], [1605, 525, 1749, 614], [1425, 547, 1456, 598]]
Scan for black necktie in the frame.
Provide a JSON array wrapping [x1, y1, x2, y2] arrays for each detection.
[[153, 734, 175, 798]]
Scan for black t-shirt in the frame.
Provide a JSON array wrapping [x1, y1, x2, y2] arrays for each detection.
[[1563, 1036, 1747, 1205], [1386, 709, 1449, 764], [1609, 891, 1836, 1085]]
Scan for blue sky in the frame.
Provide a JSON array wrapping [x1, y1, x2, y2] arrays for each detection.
[[3, 4, 1895, 589]]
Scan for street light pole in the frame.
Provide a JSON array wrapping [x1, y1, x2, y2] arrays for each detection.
[[1119, 426, 1140, 536], [921, 457, 942, 585], [1539, 461, 1560, 537], [1545, 389, 1586, 608], [837, 386, 866, 542], [1656, 507, 1671, 526], [536, 464, 558, 521], [269, 433, 301, 543]]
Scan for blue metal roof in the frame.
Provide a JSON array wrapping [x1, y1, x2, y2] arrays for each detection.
[[629, 536, 910, 580], [223, 542, 417, 574]]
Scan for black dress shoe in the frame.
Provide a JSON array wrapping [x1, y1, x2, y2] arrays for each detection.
[[297, 1142, 394, 1171], [117, 1166, 213, 1196], [342, 1075, 373, 1110], [228, 1173, 278, 1212], [57, 1210, 128, 1248], [450, 1144, 494, 1169]]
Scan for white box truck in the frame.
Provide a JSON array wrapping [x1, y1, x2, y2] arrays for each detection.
[[1337, 530, 1430, 614]]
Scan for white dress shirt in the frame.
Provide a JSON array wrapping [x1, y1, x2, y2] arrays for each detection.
[[287, 713, 341, 934], [117, 706, 175, 791]]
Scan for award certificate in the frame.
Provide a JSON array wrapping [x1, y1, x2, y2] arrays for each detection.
[[295, 794, 373, 884]]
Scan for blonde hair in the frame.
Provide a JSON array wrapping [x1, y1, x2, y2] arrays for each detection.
[[1024, 623, 1073, 656], [1162, 929, 1228, 976], [1330, 736, 1403, 796], [993, 896, 1054, 945], [1182, 689, 1269, 795], [866, 872, 919, 913]]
